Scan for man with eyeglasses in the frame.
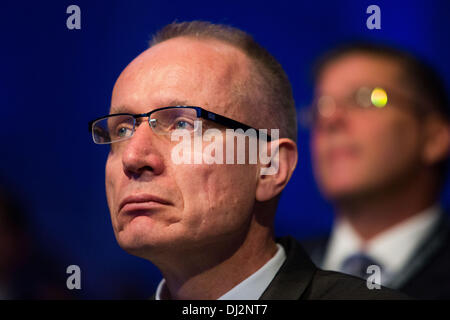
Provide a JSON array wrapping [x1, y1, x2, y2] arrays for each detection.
[[302, 42, 450, 299], [89, 22, 404, 300]]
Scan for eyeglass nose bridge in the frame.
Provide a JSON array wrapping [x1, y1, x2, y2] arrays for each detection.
[[125, 113, 159, 140], [139, 113, 177, 136], [311, 96, 347, 124], [303, 95, 350, 128], [132, 113, 160, 134], [317, 95, 338, 119]]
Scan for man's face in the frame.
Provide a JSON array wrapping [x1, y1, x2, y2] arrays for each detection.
[[311, 53, 425, 201], [105, 37, 259, 259]]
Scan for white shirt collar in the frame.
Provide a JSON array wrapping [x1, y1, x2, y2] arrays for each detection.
[[322, 205, 441, 278], [155, 243, 286, 300]]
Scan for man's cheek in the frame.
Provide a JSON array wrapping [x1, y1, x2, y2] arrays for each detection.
[[182, 164, 223, 212], [207, 166, 248, 210]]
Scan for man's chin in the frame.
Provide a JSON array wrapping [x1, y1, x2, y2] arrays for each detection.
[[115, 225, 161, 258], [322, 179, 375, 203], [115, 225, 183, 260]]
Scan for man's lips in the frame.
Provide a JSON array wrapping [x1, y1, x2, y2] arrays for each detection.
[[119, 194, 172, 214]]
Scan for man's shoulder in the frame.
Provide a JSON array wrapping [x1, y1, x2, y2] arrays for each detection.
[[399, 212, 450, 298], [299, 233, 330, 266], [306, 269, 409, 300], [264, 236, 408, 300], [300, 233, 330, 252]]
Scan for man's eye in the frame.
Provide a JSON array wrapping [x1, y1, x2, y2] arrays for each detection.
[[174, 119, 195, 130], [116, 125, 133, 137]]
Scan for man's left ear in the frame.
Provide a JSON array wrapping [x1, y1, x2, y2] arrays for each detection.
[[422, 114, 450, 165], [255, 138, 298, 202]]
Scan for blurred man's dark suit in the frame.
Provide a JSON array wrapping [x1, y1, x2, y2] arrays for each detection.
[[301, 211, 450, 299]]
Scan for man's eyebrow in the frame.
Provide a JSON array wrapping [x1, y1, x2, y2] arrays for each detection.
[[110, 100, 192, 115]]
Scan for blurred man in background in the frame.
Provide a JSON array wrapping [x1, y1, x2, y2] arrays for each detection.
[[302, 42, 450, 299]]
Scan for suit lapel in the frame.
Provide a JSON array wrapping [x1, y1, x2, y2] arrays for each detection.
[[259, 236, 317, 300], [387, 212, 450, 289]]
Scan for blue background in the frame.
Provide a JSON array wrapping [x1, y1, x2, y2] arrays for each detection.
[[1, 0, 449, 298]]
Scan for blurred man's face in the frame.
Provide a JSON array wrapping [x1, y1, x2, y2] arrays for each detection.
[[311, 53, 424, 201], [105, 37, 259, 258]]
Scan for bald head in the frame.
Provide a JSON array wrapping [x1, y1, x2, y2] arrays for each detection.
[[113, 37, 263, 129], [149, 21, 297, 142]]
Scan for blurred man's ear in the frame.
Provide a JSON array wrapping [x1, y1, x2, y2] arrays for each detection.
[[422, 114, 450, 165], [255, 138, 298, 202]]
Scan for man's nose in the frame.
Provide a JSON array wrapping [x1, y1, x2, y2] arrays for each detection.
[[121, 122, 165, 179]]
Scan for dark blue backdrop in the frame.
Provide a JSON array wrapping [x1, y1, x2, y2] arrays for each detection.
[[1, 0, 449, 298]]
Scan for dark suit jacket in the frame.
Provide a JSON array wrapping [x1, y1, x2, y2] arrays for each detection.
[[301, 212, 450, 299], [151, 236, 407, 300], [259, 236, 406, 299]]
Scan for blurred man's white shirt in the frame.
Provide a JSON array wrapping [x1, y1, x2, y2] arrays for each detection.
[[322, 204, 441, 285]]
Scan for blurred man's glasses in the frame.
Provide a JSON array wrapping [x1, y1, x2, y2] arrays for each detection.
[[88, 106, 271, 144], [299, 87, 389, 128], [299, 86, 428, 128]]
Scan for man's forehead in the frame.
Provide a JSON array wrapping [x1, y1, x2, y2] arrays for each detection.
[[111, 37, 251, 115], [147, 36, 246, 60], [124, 37, 249, 79], [317, 54, 403, 94], [110, 99, 190, 114]]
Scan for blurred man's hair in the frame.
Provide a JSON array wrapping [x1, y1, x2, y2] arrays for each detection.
[[312, 41, 450, 188], [312, 41, 449, 120], [150, 20, 297, 142]]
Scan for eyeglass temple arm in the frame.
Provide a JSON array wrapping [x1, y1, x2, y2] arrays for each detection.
[[200, 109, 272, 141]]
